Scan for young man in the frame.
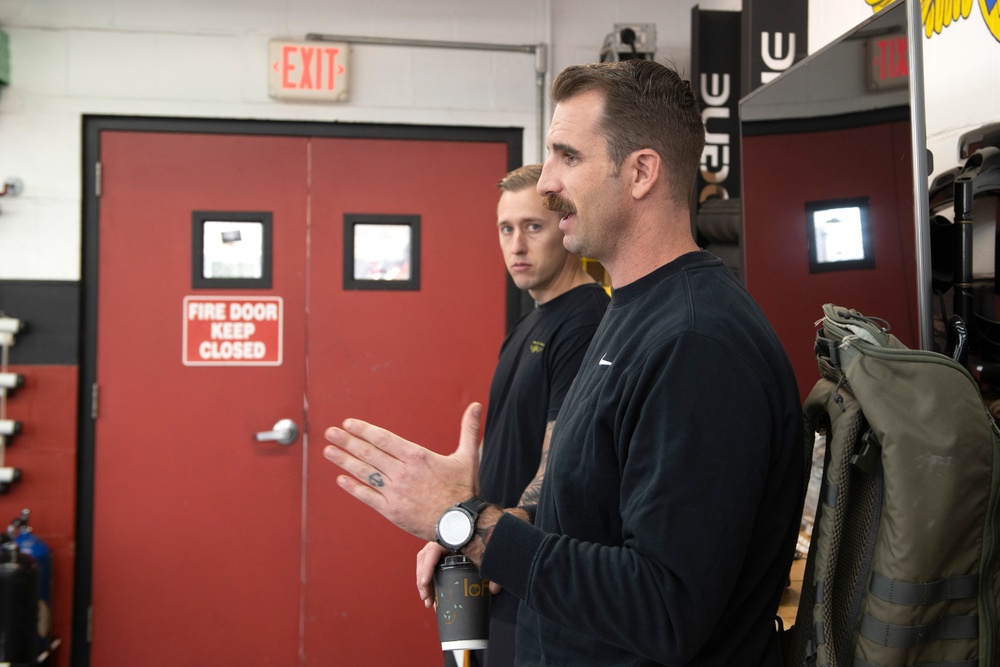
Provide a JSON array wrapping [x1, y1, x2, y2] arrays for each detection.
[[481, 163, 608, 512], [435, 164, 608, 666], [324, 60, 803, 666]]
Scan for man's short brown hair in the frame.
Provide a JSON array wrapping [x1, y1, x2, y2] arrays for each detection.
[[551, 60, 705, 206]]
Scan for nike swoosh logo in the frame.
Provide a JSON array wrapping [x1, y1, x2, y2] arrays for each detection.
[[599, 356, 613, 366]]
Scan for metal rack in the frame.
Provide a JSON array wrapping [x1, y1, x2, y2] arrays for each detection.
[[0, 313, 24, 493]]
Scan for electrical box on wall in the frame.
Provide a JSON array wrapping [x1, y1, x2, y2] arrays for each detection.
[[600, 23, 657, 62]]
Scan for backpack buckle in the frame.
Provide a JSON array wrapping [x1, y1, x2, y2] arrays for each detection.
[[850, 429, 881, 476], [815, 335, 841, 370]]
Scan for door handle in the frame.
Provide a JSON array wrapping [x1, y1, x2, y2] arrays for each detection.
[[255, 419, 299, 446]]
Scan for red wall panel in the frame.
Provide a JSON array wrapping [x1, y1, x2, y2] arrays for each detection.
[[0, 364, 78, 667], [742, 120, 920, 400]]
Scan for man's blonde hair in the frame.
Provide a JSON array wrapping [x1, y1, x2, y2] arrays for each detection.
[[497, 164, 543, 193]]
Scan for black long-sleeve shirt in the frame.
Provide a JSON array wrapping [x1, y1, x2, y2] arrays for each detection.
[[480, 251, 804, 666]]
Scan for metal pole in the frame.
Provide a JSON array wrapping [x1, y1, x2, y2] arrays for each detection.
[[306, 34, 537, 54], [535, 43, 548, 161], [306, 33, 548, 162], [906, 0, 933, 350]]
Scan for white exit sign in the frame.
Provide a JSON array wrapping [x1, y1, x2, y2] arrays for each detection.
[[269, 40, 349, 101]]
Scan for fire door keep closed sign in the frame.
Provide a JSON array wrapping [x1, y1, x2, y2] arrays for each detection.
[[183, 296, 283, 366]]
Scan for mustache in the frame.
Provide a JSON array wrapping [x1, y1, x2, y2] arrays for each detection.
[[543, 194, 576, 216]]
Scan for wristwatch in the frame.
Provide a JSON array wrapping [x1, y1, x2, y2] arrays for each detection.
[[435, 496, 490, 552]]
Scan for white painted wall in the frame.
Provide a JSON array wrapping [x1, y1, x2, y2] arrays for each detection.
[[0, 0, 993, 281], [810, 0, 1000, 181], [921, 17, 1000, 180]]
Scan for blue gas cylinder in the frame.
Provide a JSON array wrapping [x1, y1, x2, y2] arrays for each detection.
[[10, 509, 52, 660], [0, 534, 40, 665]]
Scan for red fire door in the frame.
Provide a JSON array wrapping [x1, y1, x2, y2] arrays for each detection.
[[90, 128, 508, 665]]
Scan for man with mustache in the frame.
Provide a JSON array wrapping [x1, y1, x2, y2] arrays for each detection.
[[433, 163, 608, 667], [324, 59, 803, 666]]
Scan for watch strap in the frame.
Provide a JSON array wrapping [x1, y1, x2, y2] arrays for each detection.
[[457, 495, 490, 517]]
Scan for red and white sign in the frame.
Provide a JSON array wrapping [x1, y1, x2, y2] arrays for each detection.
[[866, 33, 908, 92], [183, 296, 283, 366], [268, 40, 349, 101]]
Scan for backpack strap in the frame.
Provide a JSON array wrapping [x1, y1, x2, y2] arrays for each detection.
[[857, 612, 979, 647], [815, 332, 864, 376], [868, 571, 980, 605], [852, 656, 977, 667]]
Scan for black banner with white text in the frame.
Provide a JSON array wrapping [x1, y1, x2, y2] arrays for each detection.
[[692, 8, 741, 204]]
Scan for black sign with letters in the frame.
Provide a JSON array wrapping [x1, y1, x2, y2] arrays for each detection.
[[691, 8, 742, 203], [741, 0, 808, 95]]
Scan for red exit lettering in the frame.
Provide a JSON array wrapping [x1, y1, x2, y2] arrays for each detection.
[[874, 37, 908, 81], [275, 45, 345, 91]]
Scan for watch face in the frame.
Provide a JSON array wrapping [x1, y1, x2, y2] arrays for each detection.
[[438, 508, 474, 548]]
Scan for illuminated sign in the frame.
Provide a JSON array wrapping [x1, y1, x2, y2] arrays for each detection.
[[866, 33, 908, 91], [268, 40, 349, 102], [183, 296, 283, 366]]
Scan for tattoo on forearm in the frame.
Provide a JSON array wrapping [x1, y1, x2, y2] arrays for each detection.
[[368, 472, 385, 488], [518, 421, 554, 506], [520, 480, 542, 506]]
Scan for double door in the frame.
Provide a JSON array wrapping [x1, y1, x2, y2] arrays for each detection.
[[88, 126, 510, 665]]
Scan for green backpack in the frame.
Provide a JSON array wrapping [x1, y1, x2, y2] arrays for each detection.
[[783, 304, 1000, 667]]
